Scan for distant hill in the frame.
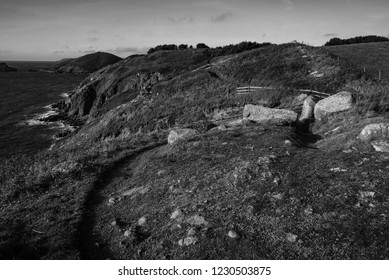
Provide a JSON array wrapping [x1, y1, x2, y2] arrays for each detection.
[[324, 41, 389, 81], [0, 62, 17, 72], [53, 52, 122, 73]]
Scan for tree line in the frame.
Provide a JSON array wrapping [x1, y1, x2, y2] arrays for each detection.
[[147, 41, 272, 55], [324, 35, 389, 46]]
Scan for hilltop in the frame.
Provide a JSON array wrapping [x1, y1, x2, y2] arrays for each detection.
[[1, 42, 389, 260], [324, 41, 389, 81], [53, 52, 122, 74]]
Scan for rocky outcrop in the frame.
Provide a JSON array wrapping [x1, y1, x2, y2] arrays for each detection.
[[314, 91, 352, 121], [299, 96, 315, 121], [168, 129, 198, 145], [358, 123, 389, 142], [0, 62, 17, 72], [53, 52, 122, 74], [358, 123, 389, 152], [243, 104, 298, 125]]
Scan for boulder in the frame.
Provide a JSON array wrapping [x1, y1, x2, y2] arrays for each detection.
[[243, 104, 297, 125], [168, 128, 198, 145], [358, 123, 389, 152], [314, 91, 352, 121], [299, 96, 315, 121], [358, 123, 389, 141]]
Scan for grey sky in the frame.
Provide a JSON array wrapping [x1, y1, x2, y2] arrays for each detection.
[[0, 0, 388, 60]]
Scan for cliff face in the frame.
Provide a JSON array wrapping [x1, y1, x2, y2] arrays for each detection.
[[62, 49, 213, 120], [0, 62, 17, 72], [53, 52, 122, 74]]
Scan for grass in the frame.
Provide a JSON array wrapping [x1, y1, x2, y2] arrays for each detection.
[[324, 42, 389, 82], [2, 41, 389, 259]]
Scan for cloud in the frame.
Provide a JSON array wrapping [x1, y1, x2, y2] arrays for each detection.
[[211, 13, 233, 23], [282, 0, 294, 10], [168, 16, 194, 24], [0, 50, 11, 53], [324, 33, 339, 37]]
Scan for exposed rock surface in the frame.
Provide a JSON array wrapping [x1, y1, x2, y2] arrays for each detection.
[[168, 129, 198, 145], [299, 96, 315, 121], [0, 62, 17, 72], [358, 123, 389, 141], [358, 123, 389, 153], [243, 104, 297, 125], [314, 91, 353, 120], [53, 52, 122, 74]]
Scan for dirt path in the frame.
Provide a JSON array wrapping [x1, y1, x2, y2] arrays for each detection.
[[77, 141, 167, 259]]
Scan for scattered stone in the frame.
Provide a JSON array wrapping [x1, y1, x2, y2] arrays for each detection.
[[170, 209, 183, 220], [107, 197, 117, 206], [284, 140, 292, 146], [178, 236, 198, 246], [123, 229, 132, 237], [111, 220, 117, 227], [272, 193, 283, 200], [304, 206, 313, 215], [330, 167, 347, 172], [138, 216, 147, 226], [187, 227, 197, 237], [228, 230, 239, 239], [243, 104, 298, 125], [168, 128, 198, 145], [360, 191, 375, 199], [314, 91, 353, 121], [157, 170, 166, 176], [299, 95, 315, 121], [286, 233, 298, 243], [186, 214, 209, 226], [122, 186, 149, 197]]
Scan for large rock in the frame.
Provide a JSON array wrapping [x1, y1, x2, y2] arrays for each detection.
[[314, 91, 352, 120], [168, 128, 198, 145], [299, 96, 315, 121], [358, 123, 389, 141], [358, 123, 389, 152], [0, 62, 17, 72], [243, 104, 297, 125]]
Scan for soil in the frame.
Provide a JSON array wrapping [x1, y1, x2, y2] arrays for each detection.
[[76, 123, 389, 259]]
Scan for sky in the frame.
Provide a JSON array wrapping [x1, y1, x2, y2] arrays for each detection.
[[0, 0, 388, 61]]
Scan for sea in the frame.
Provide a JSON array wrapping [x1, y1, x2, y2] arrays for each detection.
[[0, 61, 87, 158]]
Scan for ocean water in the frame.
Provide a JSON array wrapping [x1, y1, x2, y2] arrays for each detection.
[[0, 61, 87, 158]]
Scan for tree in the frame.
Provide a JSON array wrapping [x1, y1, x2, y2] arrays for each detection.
[[178, 44, 188, 50], [196, 43, 210, 49]]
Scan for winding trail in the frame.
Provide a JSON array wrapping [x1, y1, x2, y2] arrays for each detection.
[[77, 140, 167, 259]]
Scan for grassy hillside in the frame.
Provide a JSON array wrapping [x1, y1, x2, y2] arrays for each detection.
[[2, 42, 389, 259], [58, 43, 359, 150], [324, 42, 389, 81]]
